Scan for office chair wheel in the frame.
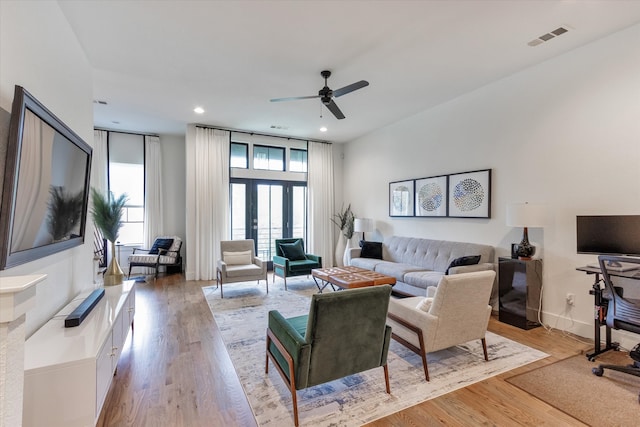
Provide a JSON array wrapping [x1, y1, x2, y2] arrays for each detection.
[[592, 366, 604, 376]]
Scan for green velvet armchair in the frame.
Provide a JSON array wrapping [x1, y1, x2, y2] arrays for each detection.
[[273, 238, 322, 289], [265, 285, 393, 426]]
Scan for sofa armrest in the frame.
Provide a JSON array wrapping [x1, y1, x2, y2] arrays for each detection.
[[217, 259, 227, 273], [448, 262, 494, 275], [267, 311, 311, 379], [348, 247, 362, 259], [273, 254, 289, 265], [253, 257, 264, 268], [305, 254, 322, 267], [426, 286, 437, 298]]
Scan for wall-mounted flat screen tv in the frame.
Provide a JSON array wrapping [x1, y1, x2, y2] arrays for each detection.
[[576, 215, 640, 257], [0, 85, 92, 270]]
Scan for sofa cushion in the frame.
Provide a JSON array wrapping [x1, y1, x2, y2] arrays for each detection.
[[383, 236, 494, 273], [223, 250, 252, 265], [226, 263, 262, 278], [446, 255, 481, 274], [350, 257, 383, 270], [279, 240, 307, 261], [402, 270, 444, 289], [373, 261, 427, 281], [149, 238, 174, 254], [289, 259, 319, 272], [416, 297, 434, 312], [360, 241, 383, 259]]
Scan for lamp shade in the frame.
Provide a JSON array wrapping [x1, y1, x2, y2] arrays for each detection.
[[353, 218, 373, 233], [506, 203, 546, 228]]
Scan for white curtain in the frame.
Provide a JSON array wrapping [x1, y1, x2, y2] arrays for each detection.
[[307, 141, 335, 267], [143, 135, 163, 248], [92, 130, 108, 194], [185, 126, 230, 280]]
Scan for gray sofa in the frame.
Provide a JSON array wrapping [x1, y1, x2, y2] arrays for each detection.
[[349, 235, 496, 306]]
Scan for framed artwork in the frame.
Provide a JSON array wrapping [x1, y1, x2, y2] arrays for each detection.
[[415, 175, 447, 217], [448, 169, 491, 218], [389, 180, 415, 217]]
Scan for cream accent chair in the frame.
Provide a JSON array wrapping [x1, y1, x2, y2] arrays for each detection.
[[216, 239, 268, 298], [386, 270, 496, 381]]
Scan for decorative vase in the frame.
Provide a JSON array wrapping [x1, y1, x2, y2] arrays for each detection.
[[335, 233, 346, 267], [103, 241, 124, 286], [343, 237, 353, 266]]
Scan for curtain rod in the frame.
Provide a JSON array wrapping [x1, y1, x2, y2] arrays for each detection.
[[194, 124, 331, 145], [94, 127, 160, 138]]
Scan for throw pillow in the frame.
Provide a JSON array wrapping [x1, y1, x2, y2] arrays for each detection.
[[279, 240, 307, 261], [149, 238, 174, 255], [360, 241, 383, 259], [223, 250, 252, 265], [416, 297, 434, 312], [445, 255, 481, 274]]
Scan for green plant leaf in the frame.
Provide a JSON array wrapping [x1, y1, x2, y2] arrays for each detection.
[[90, 188, 128, 243]]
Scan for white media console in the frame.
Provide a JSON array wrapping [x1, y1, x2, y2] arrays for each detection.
[[23, 281, 135, 427]]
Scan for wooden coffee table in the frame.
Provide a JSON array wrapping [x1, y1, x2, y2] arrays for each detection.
[[311, 266, 396, 292]]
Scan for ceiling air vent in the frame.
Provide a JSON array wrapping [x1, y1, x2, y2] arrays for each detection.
[[93, 100, 108, 105], [270, 125, 289, 130], [528, 27, 569, 47]]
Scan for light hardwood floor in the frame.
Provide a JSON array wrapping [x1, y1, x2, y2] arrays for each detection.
[[97, 274, 592, 426]]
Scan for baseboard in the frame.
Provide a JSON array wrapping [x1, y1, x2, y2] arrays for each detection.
[[541, 310, 638, 352]]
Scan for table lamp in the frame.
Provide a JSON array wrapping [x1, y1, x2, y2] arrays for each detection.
[[354, 218, 373, 243], [506, 202, 546, 260]]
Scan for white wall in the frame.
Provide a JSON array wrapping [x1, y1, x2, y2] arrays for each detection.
[[0, 0, 95, 337], [343, 24, 640, 348]]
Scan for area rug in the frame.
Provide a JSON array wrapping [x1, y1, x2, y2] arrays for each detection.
[[507, 352, 640, 426], [203, 280, 548, 426]]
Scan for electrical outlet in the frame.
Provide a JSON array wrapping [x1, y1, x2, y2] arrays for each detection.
[[566, 293, 575, 306]]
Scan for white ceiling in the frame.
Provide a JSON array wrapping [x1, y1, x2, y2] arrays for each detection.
[[58, 0, 640, 143]]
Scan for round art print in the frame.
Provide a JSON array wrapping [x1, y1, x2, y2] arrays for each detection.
[[453, 178, 484, 211], [418, 183, 443, 212]]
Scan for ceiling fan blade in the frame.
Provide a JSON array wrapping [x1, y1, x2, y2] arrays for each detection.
[[333, 80, 369, 98], [325, 99, 345, 120], [270, 95, 321, 103]]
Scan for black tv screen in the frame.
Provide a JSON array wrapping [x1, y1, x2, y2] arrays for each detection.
[[0, 86, 92, 270], [576, 215, 640, 256]]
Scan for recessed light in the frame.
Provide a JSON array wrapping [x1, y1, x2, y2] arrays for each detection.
[[194, 107, 205, 114], [320, 127, 327, 132]]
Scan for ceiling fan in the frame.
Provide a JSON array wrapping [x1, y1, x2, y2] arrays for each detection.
[[270, 70, 369, 120]]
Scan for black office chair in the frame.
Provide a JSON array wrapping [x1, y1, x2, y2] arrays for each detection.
[[591, 255, 640, 403]]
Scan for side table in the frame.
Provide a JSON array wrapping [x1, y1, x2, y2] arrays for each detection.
[[498, 257, 543, 330]]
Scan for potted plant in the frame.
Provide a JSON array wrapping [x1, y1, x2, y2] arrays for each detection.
[[91, 188, 127, 286], [332, 204, 355, 266]]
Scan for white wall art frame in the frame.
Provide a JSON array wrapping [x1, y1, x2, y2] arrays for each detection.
[[389, 180, 415, 217], [415, 175, 448, 217], [448, 169, 491, 218]]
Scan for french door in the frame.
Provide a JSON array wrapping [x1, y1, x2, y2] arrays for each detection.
[[230, 179, 307, 266]]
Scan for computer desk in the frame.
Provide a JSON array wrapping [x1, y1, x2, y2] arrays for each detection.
[[576, 265, 640, 361]]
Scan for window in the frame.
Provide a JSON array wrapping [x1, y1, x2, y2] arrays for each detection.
[[253, 145, 284, 171], [230, 142, 248, 168], [290, 149, 307, 172], [228, 133, 308, 257], [108, 132, 144, 245]]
